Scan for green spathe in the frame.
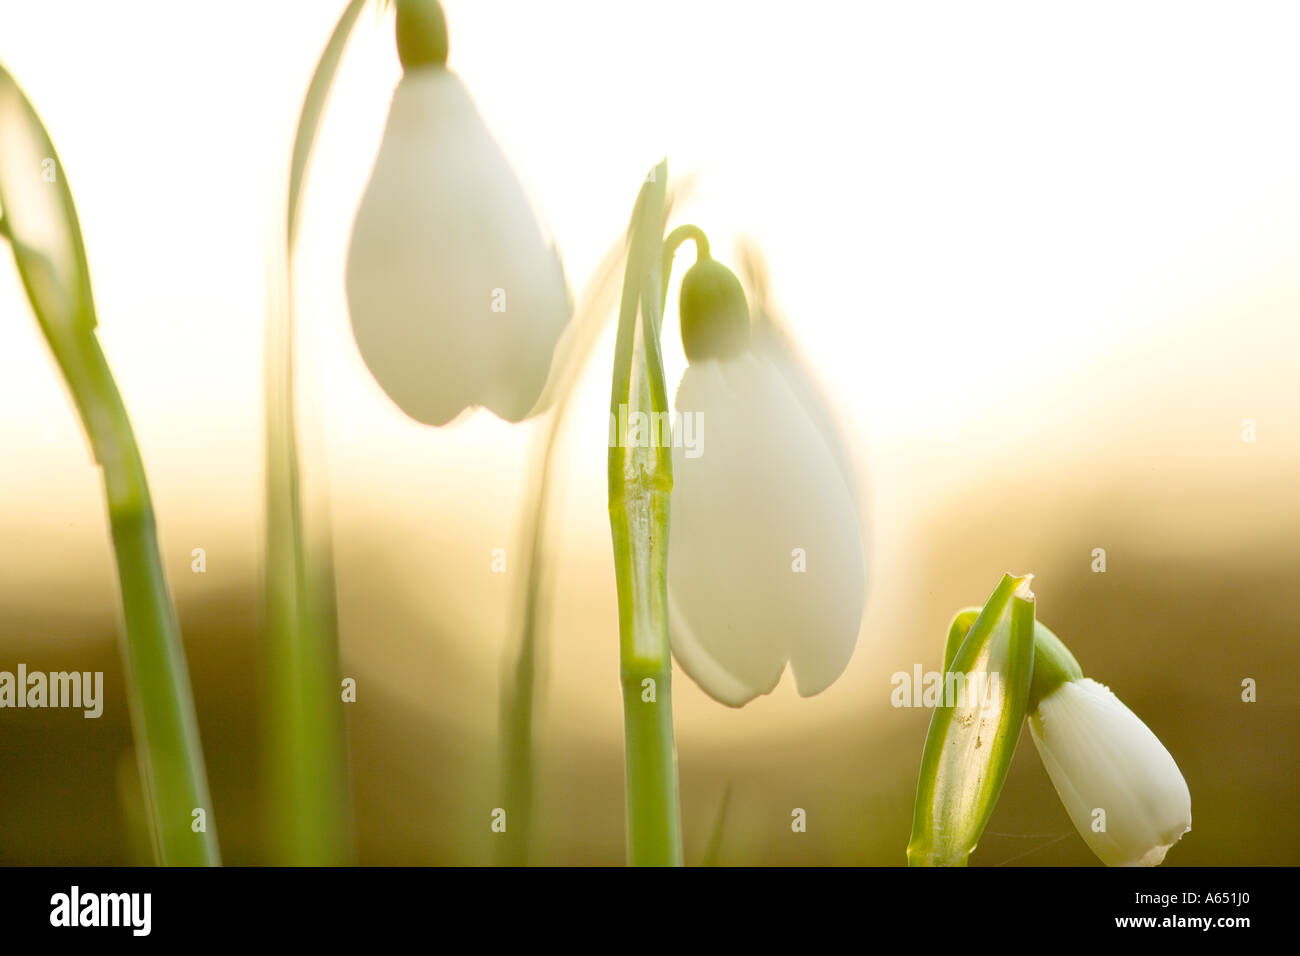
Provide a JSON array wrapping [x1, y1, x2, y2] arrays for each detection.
[[945, 611, 1083, 711], [907, 573, 1036, 866]]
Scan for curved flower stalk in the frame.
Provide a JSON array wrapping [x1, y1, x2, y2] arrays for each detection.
[[665, 240, 866, 706], [1027, 624, 1191, 867], [907, 573, 1036, 866], [346, 0, 572, 426], [262, 0, 373, 866], [0, 65, 218, 865]]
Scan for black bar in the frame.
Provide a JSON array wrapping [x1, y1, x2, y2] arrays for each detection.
[[0, 865, 1281, 942]]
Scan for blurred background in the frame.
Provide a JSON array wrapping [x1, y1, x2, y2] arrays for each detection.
[[0, 0, 1296, 865]]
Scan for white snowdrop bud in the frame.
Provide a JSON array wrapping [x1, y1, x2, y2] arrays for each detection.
[[1030, 676, 1192, 866]]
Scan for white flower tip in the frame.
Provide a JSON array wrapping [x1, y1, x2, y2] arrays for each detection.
[[1031, 677, 1191, 867], [1130, 821, 1191, 867], [667, 594, 769, 707], [792, 669, 836, 699]]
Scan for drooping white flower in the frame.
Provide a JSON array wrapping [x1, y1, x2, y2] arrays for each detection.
[[345, 13, 570, 426], [1029, 677, 1191, 866], [667, 255, 865, 706]]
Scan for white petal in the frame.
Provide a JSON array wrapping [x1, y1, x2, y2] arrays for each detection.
[[1029, 678, 1192, 866], [346, 67, 571, 425], [668, 352, 865, 706]]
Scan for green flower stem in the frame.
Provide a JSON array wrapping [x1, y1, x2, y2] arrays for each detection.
[[0, 65, 217, 866], [260, 0, 370, 865], [608, 160, 682, 865], [288, 0, 370, 247], [700, 783, 733, 866], [496, 425, 558, 866], [661, 223, 710, 298]]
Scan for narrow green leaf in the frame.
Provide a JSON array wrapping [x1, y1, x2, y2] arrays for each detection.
[[0, 64, 218, 865]]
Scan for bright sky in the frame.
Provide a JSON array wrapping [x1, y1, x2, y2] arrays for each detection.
[[2, 0, 1296, 447]]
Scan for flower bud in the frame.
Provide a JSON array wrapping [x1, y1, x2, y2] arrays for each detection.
[[1029, 675, 1191, 866]]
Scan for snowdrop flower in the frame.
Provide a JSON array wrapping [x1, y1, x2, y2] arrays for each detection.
[[1028, 628, 1191, 866], [346, 0, 571, 425], [667, 252, 865, 706]]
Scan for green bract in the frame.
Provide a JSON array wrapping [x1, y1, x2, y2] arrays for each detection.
[[907, 573, 1036, 866]]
